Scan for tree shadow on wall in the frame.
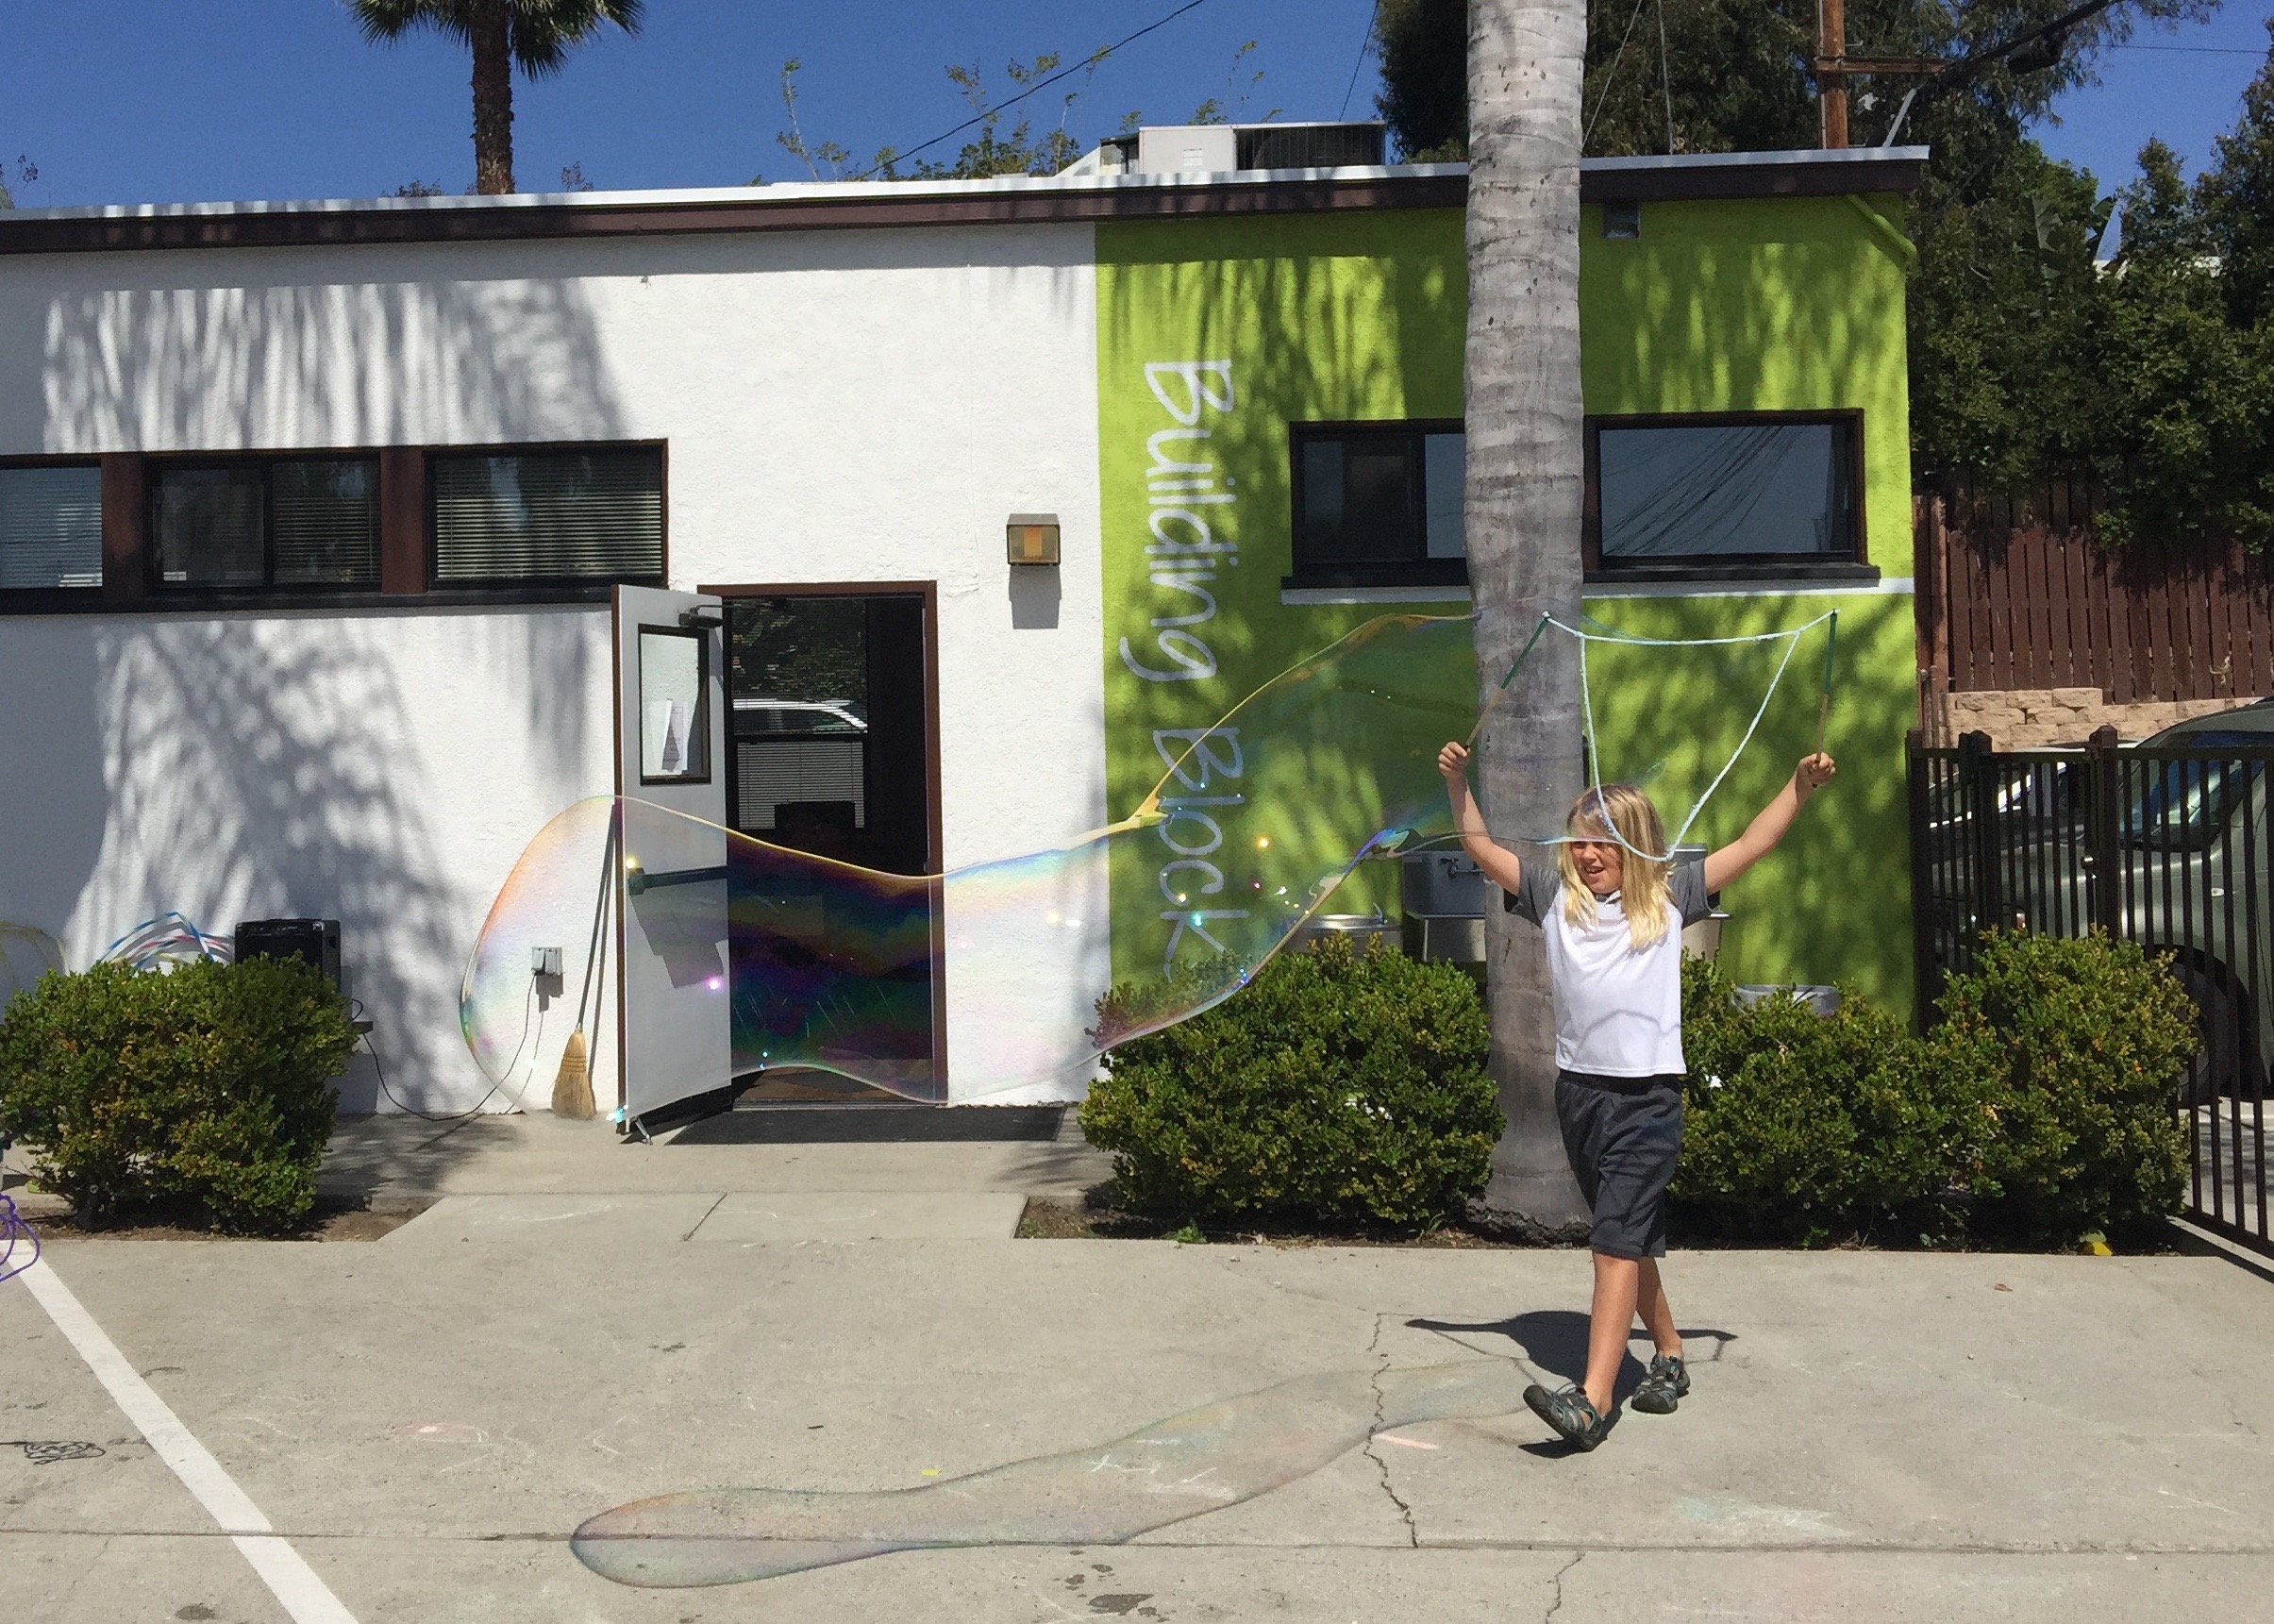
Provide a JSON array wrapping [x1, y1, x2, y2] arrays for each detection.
[[33, 267, 627, 1109]]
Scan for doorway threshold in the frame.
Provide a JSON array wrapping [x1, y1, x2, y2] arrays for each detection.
[[668, 1104, 1066, 1146]]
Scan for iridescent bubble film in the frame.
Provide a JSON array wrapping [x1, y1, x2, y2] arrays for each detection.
[[460, 612, 1833, 1106], [570, 1360, 1532, 1589]]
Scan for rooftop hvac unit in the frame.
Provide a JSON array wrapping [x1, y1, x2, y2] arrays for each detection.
[[1235, 123, 1387, 172], [1135, 125, 1238, 176]]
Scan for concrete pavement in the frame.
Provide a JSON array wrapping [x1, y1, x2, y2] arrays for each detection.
[[312, 1107, 1118, 1206], [5, 1178, 2272, 1622]]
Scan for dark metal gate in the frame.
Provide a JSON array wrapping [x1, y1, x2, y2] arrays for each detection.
[[1908, 726, 2271, 1254]]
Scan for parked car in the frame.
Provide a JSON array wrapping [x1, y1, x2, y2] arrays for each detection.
[[732, 697, 867, 735], [2111, 700, 2271, 1105], [1924, 698, 2272, 1105]]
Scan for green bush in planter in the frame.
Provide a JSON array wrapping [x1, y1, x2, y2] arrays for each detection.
[[1935, 929, 2193, 1242], [0, 957, 353, 1233], [1078, 936, 1497, 1227], [1672, 955, 1987, 1246]]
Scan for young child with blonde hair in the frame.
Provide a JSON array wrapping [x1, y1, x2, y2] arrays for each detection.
[[1436, 741, 1835, 1450]]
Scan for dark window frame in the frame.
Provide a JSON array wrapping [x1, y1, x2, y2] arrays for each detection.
[[0, 441, 670, 614], [426, 438, 669, 591], [1583, 410, 1874, 582], [145, 452, 385, 596], [1283, 418, 1467, 590], [634, 621, 714, 787], [0, 455, 106, 605]]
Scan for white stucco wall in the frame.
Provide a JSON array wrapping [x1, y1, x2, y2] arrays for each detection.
[[0, 216, 1107, 1109]]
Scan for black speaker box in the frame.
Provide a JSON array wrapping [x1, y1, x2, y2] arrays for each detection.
[[233, 918, 342, 991]]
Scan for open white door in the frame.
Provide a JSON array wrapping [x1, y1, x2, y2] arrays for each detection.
[[613, 584, 730, 1130]]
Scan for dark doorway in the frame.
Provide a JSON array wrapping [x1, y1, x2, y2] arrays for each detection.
[[715, 588, 942, 1103]]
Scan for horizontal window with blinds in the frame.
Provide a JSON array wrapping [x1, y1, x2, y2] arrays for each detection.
[[152, 458, 379, 590], [274, 460, 379, 584], [431, 447, 664, 584], [0, 464, 103, 591]]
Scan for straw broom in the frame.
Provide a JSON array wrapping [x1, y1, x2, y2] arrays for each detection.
[[551, 816, 618, 1120]]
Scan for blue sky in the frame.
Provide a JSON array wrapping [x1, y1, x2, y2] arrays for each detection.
[[0, 1, 2266, 209]]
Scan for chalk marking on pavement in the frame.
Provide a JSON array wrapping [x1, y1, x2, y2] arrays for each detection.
[[17, 1255, 362, 1624]]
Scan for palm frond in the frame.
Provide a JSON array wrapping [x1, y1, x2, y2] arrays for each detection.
[[345, 0, 475, 49], [510, 0, 643, 78]]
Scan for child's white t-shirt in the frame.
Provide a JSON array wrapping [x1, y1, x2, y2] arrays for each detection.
[[1504, 860, 1713, 1078]]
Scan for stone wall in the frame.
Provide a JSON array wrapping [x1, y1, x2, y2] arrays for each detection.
[[1924, 687, 2265, 749]]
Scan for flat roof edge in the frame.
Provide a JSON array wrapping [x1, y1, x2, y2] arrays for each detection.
[[0, 149, 1926, 257]]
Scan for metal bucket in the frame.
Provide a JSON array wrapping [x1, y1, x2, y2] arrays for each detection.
[[1292, 912, 1399, 953], [1733, 983, 1841, 1016]]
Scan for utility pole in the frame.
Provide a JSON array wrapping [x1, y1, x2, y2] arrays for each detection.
[[1817, 0, 1849, 148]]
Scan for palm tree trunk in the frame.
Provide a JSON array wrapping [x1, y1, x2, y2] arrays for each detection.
[[471, 0, 515, 195], [1464, 0, 1591, 1238]]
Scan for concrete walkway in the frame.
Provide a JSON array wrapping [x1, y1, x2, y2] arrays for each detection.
[[4, 1115, 2271, 1622], [312, 1108, 1117, 1207]]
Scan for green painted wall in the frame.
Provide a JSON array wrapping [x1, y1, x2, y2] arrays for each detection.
[[1095, 191, 1919, 1012]]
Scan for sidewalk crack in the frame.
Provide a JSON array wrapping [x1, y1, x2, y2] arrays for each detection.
[[1544, 1549, 1582, 1621], [1361, 1312, 1419, 1548]]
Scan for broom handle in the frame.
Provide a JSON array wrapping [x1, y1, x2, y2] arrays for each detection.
[[573, 811, 618, 1031]]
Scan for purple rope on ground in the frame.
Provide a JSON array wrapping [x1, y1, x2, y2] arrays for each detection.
[[0, 1193, 40, 1285]]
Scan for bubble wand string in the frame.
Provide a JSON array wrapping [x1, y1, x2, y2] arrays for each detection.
[[1815, 610, 1839, 758], [1463, 611, 1552, 746]]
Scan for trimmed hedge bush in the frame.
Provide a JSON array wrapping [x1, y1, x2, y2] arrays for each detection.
[[1673, 955, 1987, 1247], [1676, 929, 2193, 1247], [1937, 929, 2194, 1242], [1078, 936, 1497, 1227], [1077, 926, 2191, 1248], [0, 957, 354, 1233]]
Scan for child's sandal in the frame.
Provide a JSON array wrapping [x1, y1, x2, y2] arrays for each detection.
[[1631, 1353, 1690, 1415], [1523, 1381, 1616, 1449]]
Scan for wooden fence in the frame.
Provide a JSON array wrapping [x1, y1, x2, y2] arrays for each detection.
[[1916, 476, 2274, 702]]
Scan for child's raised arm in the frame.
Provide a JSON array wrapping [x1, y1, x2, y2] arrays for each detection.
[[1703, 752, 1836, 893], [1437, 742, 1526, 895]]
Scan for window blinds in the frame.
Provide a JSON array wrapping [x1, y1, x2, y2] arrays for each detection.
[[431, 449, 663, 582], [271, 460, 379, 585], [0, 465, 102, 590]]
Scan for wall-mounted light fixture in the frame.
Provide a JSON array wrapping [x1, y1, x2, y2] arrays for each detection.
[[1006, 513, 1062, 566]]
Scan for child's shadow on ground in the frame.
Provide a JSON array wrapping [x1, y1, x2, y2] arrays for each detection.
[[1406, 1313, 1738, 1457]]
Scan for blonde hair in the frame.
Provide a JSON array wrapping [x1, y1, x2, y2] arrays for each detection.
[[1558, 783, 1674, 949]]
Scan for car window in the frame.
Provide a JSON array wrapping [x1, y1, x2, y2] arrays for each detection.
[[2123, 749, 2266, 848]]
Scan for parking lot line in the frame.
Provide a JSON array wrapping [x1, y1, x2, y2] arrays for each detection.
[[16, 1256, 361, 1624]]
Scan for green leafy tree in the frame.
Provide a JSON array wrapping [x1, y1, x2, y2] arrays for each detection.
[[2199, 21, 2274, 328], [1375, 0, 1467, 160], [2091, 135, 2274, 546], [1376, 0, 2193, 163], [349, 0, 644, 195]]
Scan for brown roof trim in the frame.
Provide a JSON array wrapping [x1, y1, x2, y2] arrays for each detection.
[[1579, 148, 1926, 203], [0, 152, 1925, 258], [0, 175, 1465, 257]]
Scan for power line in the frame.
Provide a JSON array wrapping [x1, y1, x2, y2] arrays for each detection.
[[858, 0, 1214, 179], [1654, 0, 1673, 153], [1583, 0, 1654, 150], [1339, 0, 1382, 122], [2109, 43, 2264, 54]]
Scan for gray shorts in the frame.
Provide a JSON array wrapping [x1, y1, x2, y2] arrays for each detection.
[[1555, 1070, 1684, 1259]]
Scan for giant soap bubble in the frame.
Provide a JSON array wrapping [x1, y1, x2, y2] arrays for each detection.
[[460, 611, 1834, 1108]]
